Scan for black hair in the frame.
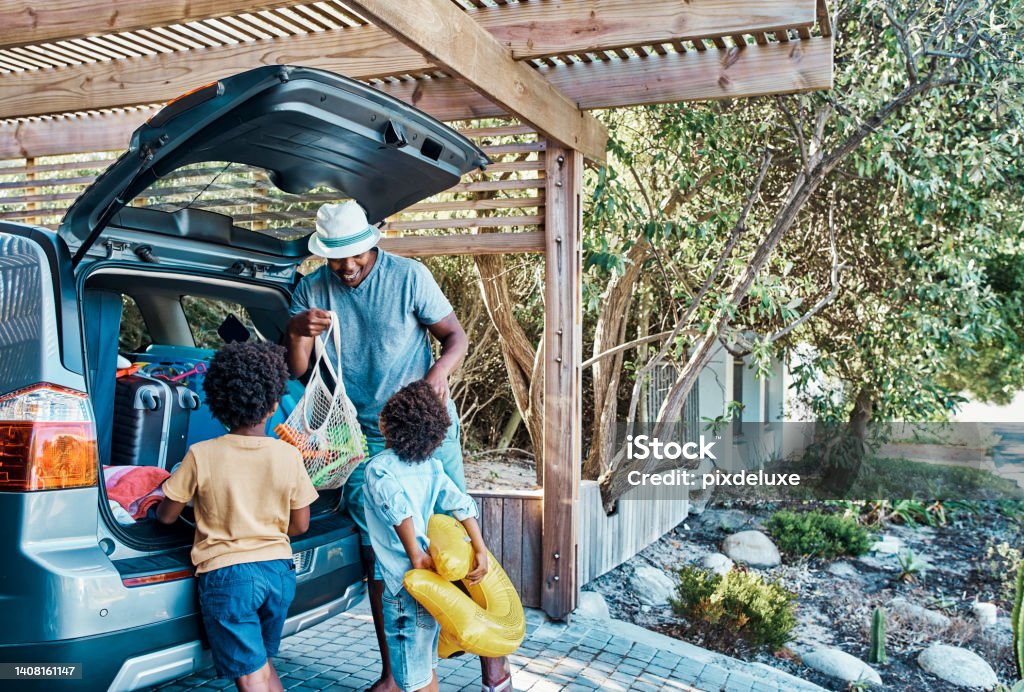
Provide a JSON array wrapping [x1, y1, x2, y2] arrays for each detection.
[[203, 341, 289, 430], [379, 380, 451, 463]]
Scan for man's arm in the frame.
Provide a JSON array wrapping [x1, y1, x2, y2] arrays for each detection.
[[425, 312, 469, 402], [285, 308, 333, 377]]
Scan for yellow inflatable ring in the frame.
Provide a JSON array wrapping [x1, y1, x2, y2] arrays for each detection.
[[403, 514, 526, 658]]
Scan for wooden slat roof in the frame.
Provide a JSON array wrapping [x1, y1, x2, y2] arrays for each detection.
[[0, 0, 834, 160]]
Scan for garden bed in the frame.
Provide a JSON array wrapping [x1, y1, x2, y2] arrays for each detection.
[[585, 459, 1024, 690]]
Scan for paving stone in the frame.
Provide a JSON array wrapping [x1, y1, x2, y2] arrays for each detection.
[[644, 664, 673, 680], [629, 682, 662, 692]]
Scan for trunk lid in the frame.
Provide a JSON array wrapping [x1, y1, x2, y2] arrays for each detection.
[[59, 65, 489, 266]]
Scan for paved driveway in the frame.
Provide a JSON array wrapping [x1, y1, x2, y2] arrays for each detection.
[[151, 598, 824, 692]]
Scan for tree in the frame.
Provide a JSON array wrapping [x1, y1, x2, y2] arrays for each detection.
[[594, 0, 1024, 509]]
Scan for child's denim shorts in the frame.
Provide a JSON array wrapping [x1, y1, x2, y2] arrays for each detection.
[[197, 559, 296, 679], [382, 586, 439, 691]]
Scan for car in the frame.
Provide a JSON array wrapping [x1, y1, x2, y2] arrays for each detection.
[[0, 64, 488, 692]]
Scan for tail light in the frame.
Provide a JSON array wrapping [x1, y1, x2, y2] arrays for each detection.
[[0, 384, 99, 491]]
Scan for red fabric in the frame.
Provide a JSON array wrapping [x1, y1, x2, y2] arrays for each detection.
[[105, 466, 170, 519]]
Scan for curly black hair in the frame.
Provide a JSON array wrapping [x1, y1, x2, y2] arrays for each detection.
[[202, 342, 289, 430], [379, 380, 451, 463]]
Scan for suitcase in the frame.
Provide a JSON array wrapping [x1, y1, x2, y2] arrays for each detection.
[[110, 372, 201, 470]]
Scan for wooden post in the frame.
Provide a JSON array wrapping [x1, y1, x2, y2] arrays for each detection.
[[541, 141, 582, 619]]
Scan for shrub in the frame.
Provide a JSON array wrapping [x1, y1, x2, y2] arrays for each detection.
[[670, 566, 797, 653], [765, 510, 874, 559]]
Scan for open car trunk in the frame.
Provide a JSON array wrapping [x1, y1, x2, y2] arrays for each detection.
[[63, 64, 486, 559], [82, 266, 342, 554]]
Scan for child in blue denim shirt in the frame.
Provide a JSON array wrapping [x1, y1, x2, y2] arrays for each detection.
[[363, 380, 489, 692]]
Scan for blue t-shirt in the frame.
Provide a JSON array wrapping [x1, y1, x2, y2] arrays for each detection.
[[363, 449, 478, 596], [289, 249, 453, 443]]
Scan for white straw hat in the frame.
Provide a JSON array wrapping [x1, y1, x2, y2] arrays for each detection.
[[308, 201, 381, 258]]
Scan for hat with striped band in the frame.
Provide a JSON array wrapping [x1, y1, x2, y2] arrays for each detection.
[[308, 201, 381, 259]]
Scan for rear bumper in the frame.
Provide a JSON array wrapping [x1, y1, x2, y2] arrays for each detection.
[[0, 578, 366, 692], [109, 579, 366, 692]]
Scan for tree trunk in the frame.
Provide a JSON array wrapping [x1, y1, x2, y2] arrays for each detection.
[[496, 409, 522, 451], [582, 238, 652, 480], [822, 387, 873, 494], [473, 253, 544, 478]]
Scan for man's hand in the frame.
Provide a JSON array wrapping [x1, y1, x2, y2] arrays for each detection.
[[411, 550, 435, 572], [287, 308, 333, 338], [465, 549, 489, 585], [424, 364, 450, 404]]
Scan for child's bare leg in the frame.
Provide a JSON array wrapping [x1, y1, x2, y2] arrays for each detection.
[[266, 659, 284, 692], [235, 661, 275, 692], [364, 545, 400, 692], [414, 670, 439, 692]]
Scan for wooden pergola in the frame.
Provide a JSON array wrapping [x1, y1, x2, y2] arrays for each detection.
[[0, 0, 833, 619]]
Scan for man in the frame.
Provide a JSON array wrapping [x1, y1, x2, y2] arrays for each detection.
[[286, 201, 511, 692]]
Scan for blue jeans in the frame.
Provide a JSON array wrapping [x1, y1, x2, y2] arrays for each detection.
[[382, 586, 439, 691], [198, 559, 296, 679], [344, 399, 465, 546]]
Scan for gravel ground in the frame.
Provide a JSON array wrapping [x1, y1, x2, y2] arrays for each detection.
[[586, 502, 1023, 691]]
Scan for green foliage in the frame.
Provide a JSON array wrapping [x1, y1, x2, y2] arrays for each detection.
[[830, 498, 950, 528], [896, 549, 929, 583], [979, 539, 1024, 604], [843, 458, 1024, 502], [671, 566, 797, 654], [869, 607, 888, 665], [1013, 563, 1024, 680], [764, 510, 874, 559]]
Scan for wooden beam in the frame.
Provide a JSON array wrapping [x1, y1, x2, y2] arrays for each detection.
[[378, 232, 544, 257], [0, 0, 819, 122], [339, 0, 607, 163], [0, 110, 153, 159], [0, 1, 308, 51], [380, 36, 833, 115], [0, 0, 815, 54], [541, 141, 582, 619], [483, 0, 814, 56]]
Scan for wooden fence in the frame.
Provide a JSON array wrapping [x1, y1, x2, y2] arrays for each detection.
[[471, 482, 691, 608], [469, 488, 543, 609]]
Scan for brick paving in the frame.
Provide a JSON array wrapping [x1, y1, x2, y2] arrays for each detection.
[[151, 599, 825, 692]]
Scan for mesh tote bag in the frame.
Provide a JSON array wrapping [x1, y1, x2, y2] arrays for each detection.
[[275, 311, 367, 489]]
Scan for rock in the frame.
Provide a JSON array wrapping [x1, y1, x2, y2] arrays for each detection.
[[856, 553, 899, 571], [630, 565, 676, 606], [802, 648, 883, 687], [918, 644, 998, 689], [870, 535, 902, 554], [888, 597, 951, 630], [714, 509, 751, 532], [972, 602, 998, 627], [575, 591, 611, 620], [827, 561, 861, 579], [701, 552, 734, 576], [722, 530, 781, 568]]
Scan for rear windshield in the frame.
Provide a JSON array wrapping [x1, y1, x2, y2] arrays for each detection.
[[128, 162, 352, 240]]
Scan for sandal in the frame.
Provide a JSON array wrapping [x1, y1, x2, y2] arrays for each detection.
[[481, 674, 513, 692]]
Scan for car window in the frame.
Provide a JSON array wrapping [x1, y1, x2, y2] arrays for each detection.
[[181, 296, 257, 349], [120, 295, 152, 353], [128, 161, 352, 240]]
